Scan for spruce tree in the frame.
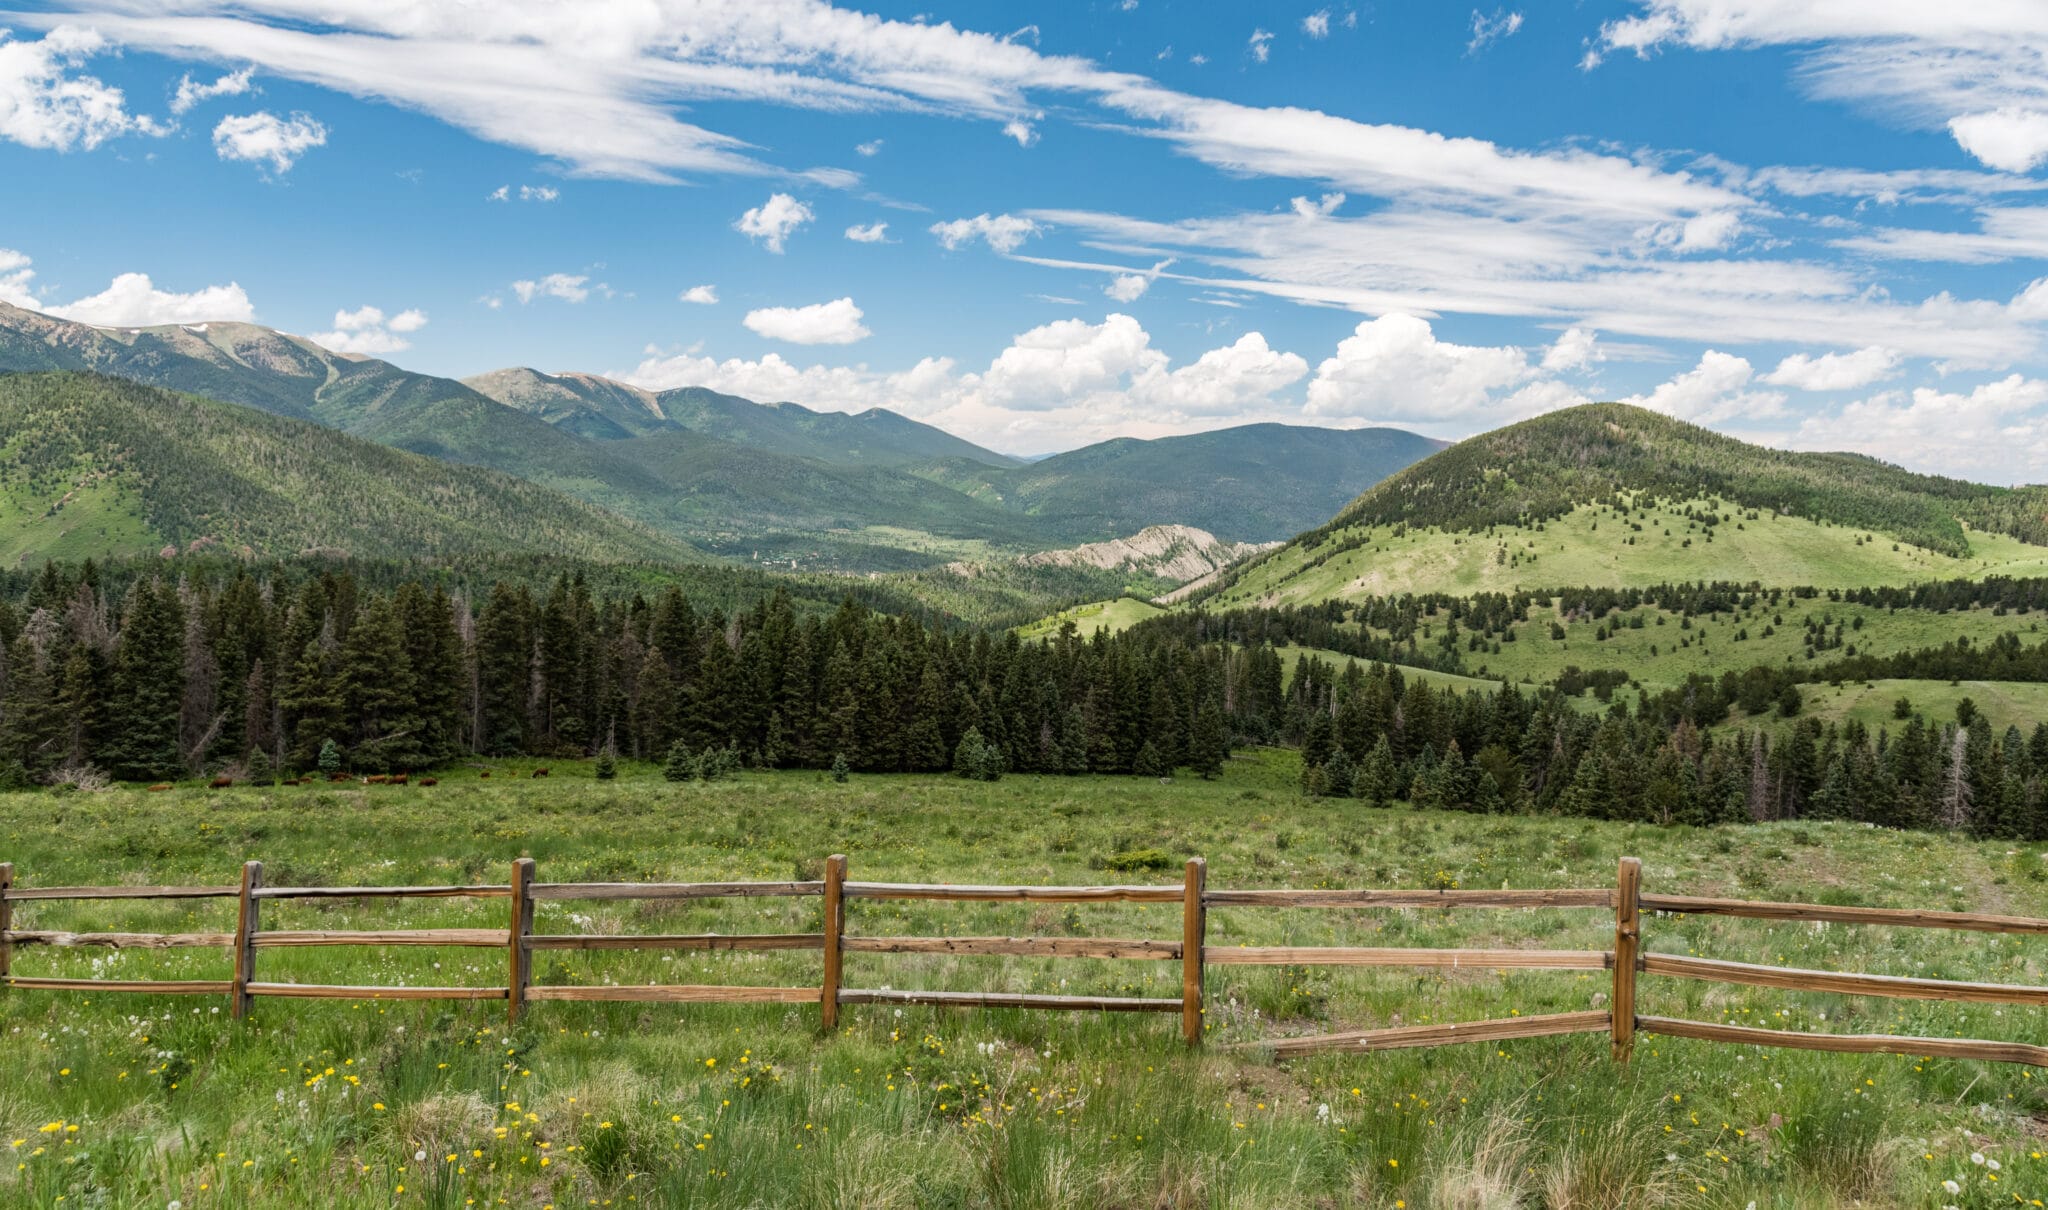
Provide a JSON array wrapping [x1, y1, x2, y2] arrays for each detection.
[[1321, 745, 1356, 799], [1188, 698, 1227, 780], [338, 595, 419, 772], [830, 751, 850, 784], [317, 738, 342, 774], [1132, 740, 1165, 778], [663, 739, 696, 782], [1355, 735, 1397, 806], [104, 579, 186, 781]]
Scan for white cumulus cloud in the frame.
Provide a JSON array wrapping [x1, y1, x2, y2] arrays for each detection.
[[1762, 346, 1902, 392], [931, 213, 1042, 253], [170, 66, 252, 114], [1789, 375, 2048, 483], [1306, 313, 1544, 423], [512, 273, 591, 304], [679, 284, 718, 305], [1622, 350, 1786, 425], [40, 270, 255, 327], [1541, 327, 1603, 373], [617, 312, 1312, 452], [742, 297, 869, 345], [844, 221, 889, 243], [312, 303, 427, 355], [735, 192, 814, 253], [212, 110, 326, 173], [489, 183, 559, 202], [1302, 11, 1331, 39], [0, 26, 165, 152], [1949, 109, 2048, 174]]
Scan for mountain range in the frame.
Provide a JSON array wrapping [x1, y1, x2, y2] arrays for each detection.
[[0, 302, 1441, 571], [0, 371, 694, 566]]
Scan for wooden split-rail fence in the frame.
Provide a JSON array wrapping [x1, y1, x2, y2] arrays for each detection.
[[4, 856, 2048, 1067]]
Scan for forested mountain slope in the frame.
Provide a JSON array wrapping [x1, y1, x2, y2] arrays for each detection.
[[919, 423, 1445, 542], [0, 372, 698, 565], [654, 385, 1019, 468]]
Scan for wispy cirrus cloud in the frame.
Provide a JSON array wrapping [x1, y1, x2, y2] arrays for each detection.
[[1590, 2, 2048, 171]]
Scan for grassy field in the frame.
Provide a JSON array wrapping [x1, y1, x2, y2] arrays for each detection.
[[1205, 497, 2048, 608], [0, 455, 156, 566], [1013, 596, 1166, 640], [1792, 678, 2048, 735], [1463, 599, 2043, 692], [4, 757, 2048, 1207]]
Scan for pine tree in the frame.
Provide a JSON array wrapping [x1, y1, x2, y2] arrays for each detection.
[[1188, 697, 1227, 780], [338, 595, 419, 772], [104, 579, 186, 781], [1355, 735, 1397, 806], [1321, 745, 1356, 799], [1132, 740, 1165, 778], [662, 738, 696, 782], [830, 751, 850, 784], [317, 738, 342, 774], [953, 726, 1002, 782], [594, 726, 618, 781]]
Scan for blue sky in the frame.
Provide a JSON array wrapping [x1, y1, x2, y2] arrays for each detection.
[[2, 2, 2047, 477]]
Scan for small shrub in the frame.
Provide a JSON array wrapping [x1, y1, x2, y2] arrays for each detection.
[[1099, 848, 1173, 872]]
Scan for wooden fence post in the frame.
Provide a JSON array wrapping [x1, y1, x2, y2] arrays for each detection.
[[508, 857, 536, 1026], [1183, 857, 1207, 1045], [1613, 856, 1641, 1063], [821, 854, 846, 1032], [232, 860, 263, 1020], [0, 862, 13, 993]]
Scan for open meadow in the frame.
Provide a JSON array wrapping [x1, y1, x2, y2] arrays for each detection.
[[6, 754, 2048, 1208]]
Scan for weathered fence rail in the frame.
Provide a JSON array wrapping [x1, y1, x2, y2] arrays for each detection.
[[5, 855, 2048, 1070]]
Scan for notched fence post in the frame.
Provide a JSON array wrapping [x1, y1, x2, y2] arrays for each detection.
[[821, 854, 846, 1032], [1183, 857, 1206, 1046], [1613, 856, 1641, 1063], [232, 860, 264, 1020], [508, 857, 535, 1026], [0, 861, 13, 993]]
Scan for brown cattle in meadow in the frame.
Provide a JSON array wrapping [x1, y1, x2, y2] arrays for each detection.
[[209, 776, 233, 789], [418, 777, 438, 787], [146, 783, 172, 792], [532, 768, 550, 778]]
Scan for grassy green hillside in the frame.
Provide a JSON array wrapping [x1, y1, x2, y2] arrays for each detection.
[[1793, 677, 2048, 735], [0, 372, 698, 564], [1205, 495, 2048, 608], [1320, 402, 2048, 555], [1012, 595, 1168, 639], [1465, 594, 2046, 690]]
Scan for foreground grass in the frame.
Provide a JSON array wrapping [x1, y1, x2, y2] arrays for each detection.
[[4, 753, 2047, 1207]]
